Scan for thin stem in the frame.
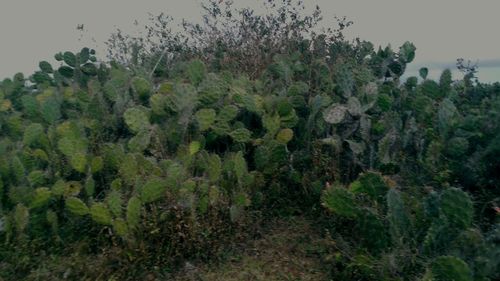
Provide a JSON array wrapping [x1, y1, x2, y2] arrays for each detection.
[[149, 47, 168, 78]]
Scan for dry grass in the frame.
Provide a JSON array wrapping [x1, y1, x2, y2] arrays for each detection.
[[4, 216, 331, 281], [173, 216, 331, 281]]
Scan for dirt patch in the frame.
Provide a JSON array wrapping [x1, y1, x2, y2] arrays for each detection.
[[173, 216, 331, 281]]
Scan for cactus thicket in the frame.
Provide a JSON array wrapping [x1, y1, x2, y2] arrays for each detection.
[[0, 7, 497, 279]]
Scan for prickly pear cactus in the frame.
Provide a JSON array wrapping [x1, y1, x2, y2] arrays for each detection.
[[276, 128, 294, 144], [430, 256, 472, 281], [30, 187, 52, 209], [217, 105, 238, 122], [107, 190, 123, 217], [150, 94, 168, 116], [39, 61, 54, 73], [90, 203, 112, 225], [349, 171, 388, 202], [206, 154, 222, 182], [23, 123, 44, 147], [321, 184, 358, 218], [195, 108, 217, 131], [398, 41, 416, 63], [140, 178, 167, 203], [438, 98, 460, 137], [357, 209, 389, 253], [439, 188, 473, 229], [323, 104, 347, 124], [65, 197, 89, 216], [126, 196, 141, 230], [131, 77, 152, 100], [186, 59, 206, 86], [124, 107, 150, 133], [0, 40, 496, 281], [14, 203, 29, 234], [387, 188, 411, 244], [230, 128, 252, 143]]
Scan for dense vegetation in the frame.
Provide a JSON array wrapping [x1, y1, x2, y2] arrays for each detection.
[[0, 1, 498, 280]]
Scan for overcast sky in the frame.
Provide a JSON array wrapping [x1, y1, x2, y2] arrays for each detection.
[[1, 0, 499, 81]]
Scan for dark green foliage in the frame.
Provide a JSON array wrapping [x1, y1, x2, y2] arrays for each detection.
[[90, 202, 112, 225], [131, 77, 152, 100], [386, 189, 411, 244], [439, 69, 453, 93], [321, 184, 358, 218], [349, 172, 388, 202], [140, 177, 167, 203], [65, 197, 89, 216], [80, 62, 97, 76], [439, 188, 473, 229], [430, 256, 473, 281], [58, 66, 74, 78], [186, 59, 206, 86], [421, 79, 442, 100], [399, 41, 416, 63], [63, 51, 77, 67], [38, 61, 53, 73], [420, 67, 429, 80], [22, 123, 44, 146], [126, 196, 141, 230]]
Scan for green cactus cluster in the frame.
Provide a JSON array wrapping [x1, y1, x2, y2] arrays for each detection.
[[320, 168, 498, 280], [0, 11, 499, 279], [55, 48, 100, 85]]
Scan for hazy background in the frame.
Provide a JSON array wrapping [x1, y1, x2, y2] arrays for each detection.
[[1, 0, 499, 82]]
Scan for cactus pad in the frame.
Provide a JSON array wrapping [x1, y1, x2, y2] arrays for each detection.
[[65, 197, 89, 216], [321, 185, 358, 218], [440, 188, 473, 229], [90, 203, 112, 225], [230, 128, 252, 143], [323, 104, 347, 124], [430, 256, 472, 281], [126, 196, 141, 229], [124, 107, 150, 133], [195, 108, 217, 131], [276, 128, 294, 144], [140, 178, 167, 203]]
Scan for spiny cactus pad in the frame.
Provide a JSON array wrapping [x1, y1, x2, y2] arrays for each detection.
[[387, 189, 411, 243], [30, 187, 52, 209], [186, 59, 206, 85], [349, 172, 388, 202], [430, 256, 473, 281], [276, 128, 294, 144], [140, 178, 167, 203], [65, 197, 89, 216], [14, 203, 29, 233], [230, 128, 252, 143], [23, 123, 44, 146], [131, 77, 152, 99], [126, 196, 141, 229], [107, 190, 123, 217], [90, 203, 113, 225], [321, 185, 358, 218], [195, 108, 217, 131], [124, 107, 150, 133], [439, 188, 473, 229], [323, 104, 347, 124]]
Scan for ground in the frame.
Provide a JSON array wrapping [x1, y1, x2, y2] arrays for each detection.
[[172, 216, 332, 281], [2, 216, 332, 281]]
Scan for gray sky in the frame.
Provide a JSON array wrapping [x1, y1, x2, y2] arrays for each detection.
[[1, 0, 500, 81]]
